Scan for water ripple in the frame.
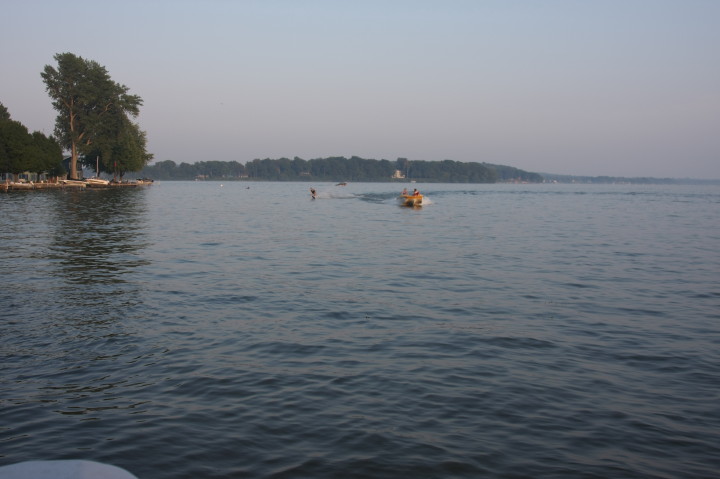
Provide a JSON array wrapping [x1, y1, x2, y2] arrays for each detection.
[[2, 183, 719, 478]]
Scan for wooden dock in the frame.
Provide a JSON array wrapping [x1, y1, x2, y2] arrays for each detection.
[[2, 181, 149, 192]]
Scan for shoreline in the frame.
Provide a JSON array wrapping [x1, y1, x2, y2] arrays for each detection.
[[1, 181, 150, 192]]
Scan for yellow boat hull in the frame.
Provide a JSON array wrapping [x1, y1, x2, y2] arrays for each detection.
[[399, 194, 423, 206]]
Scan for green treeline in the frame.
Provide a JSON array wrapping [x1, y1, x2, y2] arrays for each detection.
[[140, 156, 544, 183], [0, 102, 65, 179]]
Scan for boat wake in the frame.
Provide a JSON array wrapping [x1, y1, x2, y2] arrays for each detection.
[[314, 191, 358, 200]]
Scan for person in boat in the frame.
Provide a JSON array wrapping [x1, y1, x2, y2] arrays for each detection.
[[310, 188, 316, 199], [401, 188, 408, 195], [413, 188, 420, 196]]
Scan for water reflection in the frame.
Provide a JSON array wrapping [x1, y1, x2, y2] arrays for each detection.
[[1, 187, 157, 451], [46, 188, 151, 318], [49, 188, 150, 282]]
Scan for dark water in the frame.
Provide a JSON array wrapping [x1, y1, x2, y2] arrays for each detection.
[[1, 182, 719, 478]]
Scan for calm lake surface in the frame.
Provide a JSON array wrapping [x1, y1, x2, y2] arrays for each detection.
[[1, 181, 719, 478]]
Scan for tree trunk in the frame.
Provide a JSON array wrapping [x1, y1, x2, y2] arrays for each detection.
[[70, 143, 78, 179]]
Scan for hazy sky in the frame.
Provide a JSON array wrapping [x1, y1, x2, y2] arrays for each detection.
[[2, 0, 718, 178]]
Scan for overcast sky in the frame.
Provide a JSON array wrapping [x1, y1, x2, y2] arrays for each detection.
[[2, 0, 718, 178]]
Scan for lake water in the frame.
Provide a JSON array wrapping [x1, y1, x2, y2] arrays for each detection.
[[1, 181, 719, 479]]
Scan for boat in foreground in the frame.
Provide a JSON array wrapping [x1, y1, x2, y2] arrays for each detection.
[[398, 194, 423, 207], [0, 460, 138, 479]]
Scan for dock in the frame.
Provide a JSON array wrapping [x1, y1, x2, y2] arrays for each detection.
[[2, 181, 149, 192]]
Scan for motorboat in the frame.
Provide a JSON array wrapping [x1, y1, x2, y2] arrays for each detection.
[[398, 193, 423, 207]]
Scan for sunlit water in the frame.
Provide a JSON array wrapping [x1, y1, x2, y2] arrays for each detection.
[[1, 182, 719, 478]]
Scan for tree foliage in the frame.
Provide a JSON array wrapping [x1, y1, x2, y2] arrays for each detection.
[[0, 103, 10, 122], [139, 156, 544, 183], [0, 102, 64, 179], [41, 52, 148, 179], [82, 115, 152, 179]]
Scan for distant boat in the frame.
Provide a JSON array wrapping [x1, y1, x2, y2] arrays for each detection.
[[87, 157, 109, 186], [60, 179, 87, 187], [7, 181, 35, 190], [398, 193, 423, 207], [336, 182, 347, 186], [86, 177, 110, 187]]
